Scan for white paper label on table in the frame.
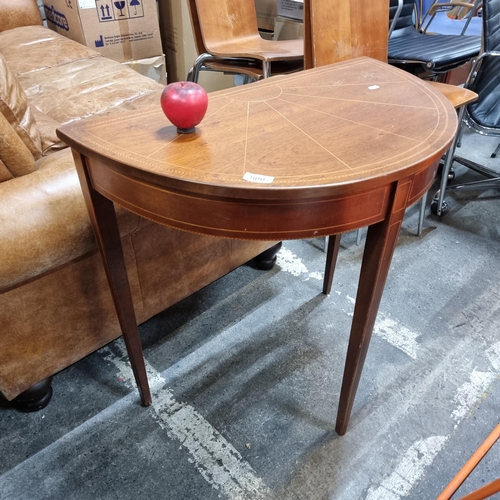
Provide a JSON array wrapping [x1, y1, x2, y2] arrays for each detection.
[[243, 172, 275, 184]]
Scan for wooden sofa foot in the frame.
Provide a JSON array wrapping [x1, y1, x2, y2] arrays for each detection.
[[253, 242, 282, 270], [11, 377, 53, 412]]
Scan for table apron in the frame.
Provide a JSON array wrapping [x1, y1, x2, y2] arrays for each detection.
[[86, 156, 438, 240]]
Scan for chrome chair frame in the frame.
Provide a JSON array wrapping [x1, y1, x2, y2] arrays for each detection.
[[421, 0, 482, 36], [432, 43, 500, 214]]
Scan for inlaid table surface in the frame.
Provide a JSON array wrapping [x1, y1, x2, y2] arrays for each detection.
[[58, 57, 457, 435]]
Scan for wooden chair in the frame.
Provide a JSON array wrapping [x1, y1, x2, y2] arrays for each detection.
[[304, 0, 389, 69], [303, 0, 477, 292], [187, 0, 303, 83]]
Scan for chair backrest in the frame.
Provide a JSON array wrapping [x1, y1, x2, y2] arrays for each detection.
[[483, 0, 500, 52], [389, 0, 417, 35], [304, 0, 389, 69], [193, 0, 260, 51], [466, 0, 500, 128], [187, 0, 209, 56]]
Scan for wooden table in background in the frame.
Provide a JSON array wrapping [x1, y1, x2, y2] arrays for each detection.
[[58, 57, 457, 435]]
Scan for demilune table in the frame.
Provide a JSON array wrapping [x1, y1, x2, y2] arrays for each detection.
[[57, 57, 457, 435]]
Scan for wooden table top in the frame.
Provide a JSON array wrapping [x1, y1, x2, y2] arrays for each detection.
[[58, 57, 457, 202]]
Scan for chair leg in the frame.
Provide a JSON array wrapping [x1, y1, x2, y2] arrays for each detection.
[[437, 422, 500, 500], [263, 61, 271, 78], [432, 106, 466, 216], [491, 140, 500, 158], [356, 228, 363, 246], [417, 191, 427, 236], [189, 53, 214, 83]]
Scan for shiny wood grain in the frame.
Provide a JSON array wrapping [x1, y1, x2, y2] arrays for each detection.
[[427, 81, 478, 108], [304, 0, 389, 69]]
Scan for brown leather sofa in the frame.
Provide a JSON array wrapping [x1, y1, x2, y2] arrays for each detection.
[[0, 0, 278, 410]]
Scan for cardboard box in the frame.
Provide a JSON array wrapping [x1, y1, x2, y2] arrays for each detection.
[[277, 0, 303, 21], [274, 16, 303, 40], [43, 0, 162, 62], [158, 0, 235, 93], [254, 0, 277, 31], [122, 54, 167, 84]]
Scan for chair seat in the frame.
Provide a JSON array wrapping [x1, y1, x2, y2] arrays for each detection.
[[203, 57, 304, 80], [206, 36, 303, 63], [388, 31, 480, 68]]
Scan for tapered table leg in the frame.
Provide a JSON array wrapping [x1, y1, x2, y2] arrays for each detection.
[[323, 234, 341, 295], [72, 152, 152, 406], [335, 179, 411, 435]]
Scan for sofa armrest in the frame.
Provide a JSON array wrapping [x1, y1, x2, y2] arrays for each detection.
[[0, 0, 42, 32]]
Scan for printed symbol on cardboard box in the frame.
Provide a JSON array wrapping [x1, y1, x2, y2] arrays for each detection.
[[130, 0, 141, 15], [98, 3, 113, 20], [96, 0, 144, 22], [114, 1, 126, 16]]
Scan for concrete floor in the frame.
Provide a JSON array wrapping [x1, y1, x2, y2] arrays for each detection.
[[1, 127, 500, 500]]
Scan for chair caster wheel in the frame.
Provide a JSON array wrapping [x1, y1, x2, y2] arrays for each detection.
[[430, 198, 447, 216], [437, 165, 455, 181]]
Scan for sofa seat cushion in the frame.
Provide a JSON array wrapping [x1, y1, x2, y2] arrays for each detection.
[[0, 148, 143, 292], [31, 107, 66, 155], [0, 25, 101, 76], [19, 56, 163, 125]]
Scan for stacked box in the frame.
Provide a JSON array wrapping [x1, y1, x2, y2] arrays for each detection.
[[277, 0, 303, 21], [43, 0, 163, 63]]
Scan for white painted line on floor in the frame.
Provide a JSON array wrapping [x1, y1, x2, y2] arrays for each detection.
[[345, 295, 420, 359], [153, 388, 270, 499], [451, 369, 496, 423], [373, 315, 420, 360], [308, 271, 323, 281], [485, 340, 500, 371], [104, 340, 272, 500], [364, 366, 497, 500], [365, 436, 448, 500], [277, 246, 323, 281], [277, 247, 309, 276]]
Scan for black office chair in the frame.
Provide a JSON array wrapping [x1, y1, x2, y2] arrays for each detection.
[[419, 0, 483, 37], [431, 0, 500, 215], [388, 0, 481, 78]]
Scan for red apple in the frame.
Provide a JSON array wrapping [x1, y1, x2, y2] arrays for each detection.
[[160, 81, 208, 134]]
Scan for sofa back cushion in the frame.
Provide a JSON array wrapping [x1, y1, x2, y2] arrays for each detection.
[[0, 53, 42, 167], [0, 0, 43, 32], [0, 113, 36, 180]]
